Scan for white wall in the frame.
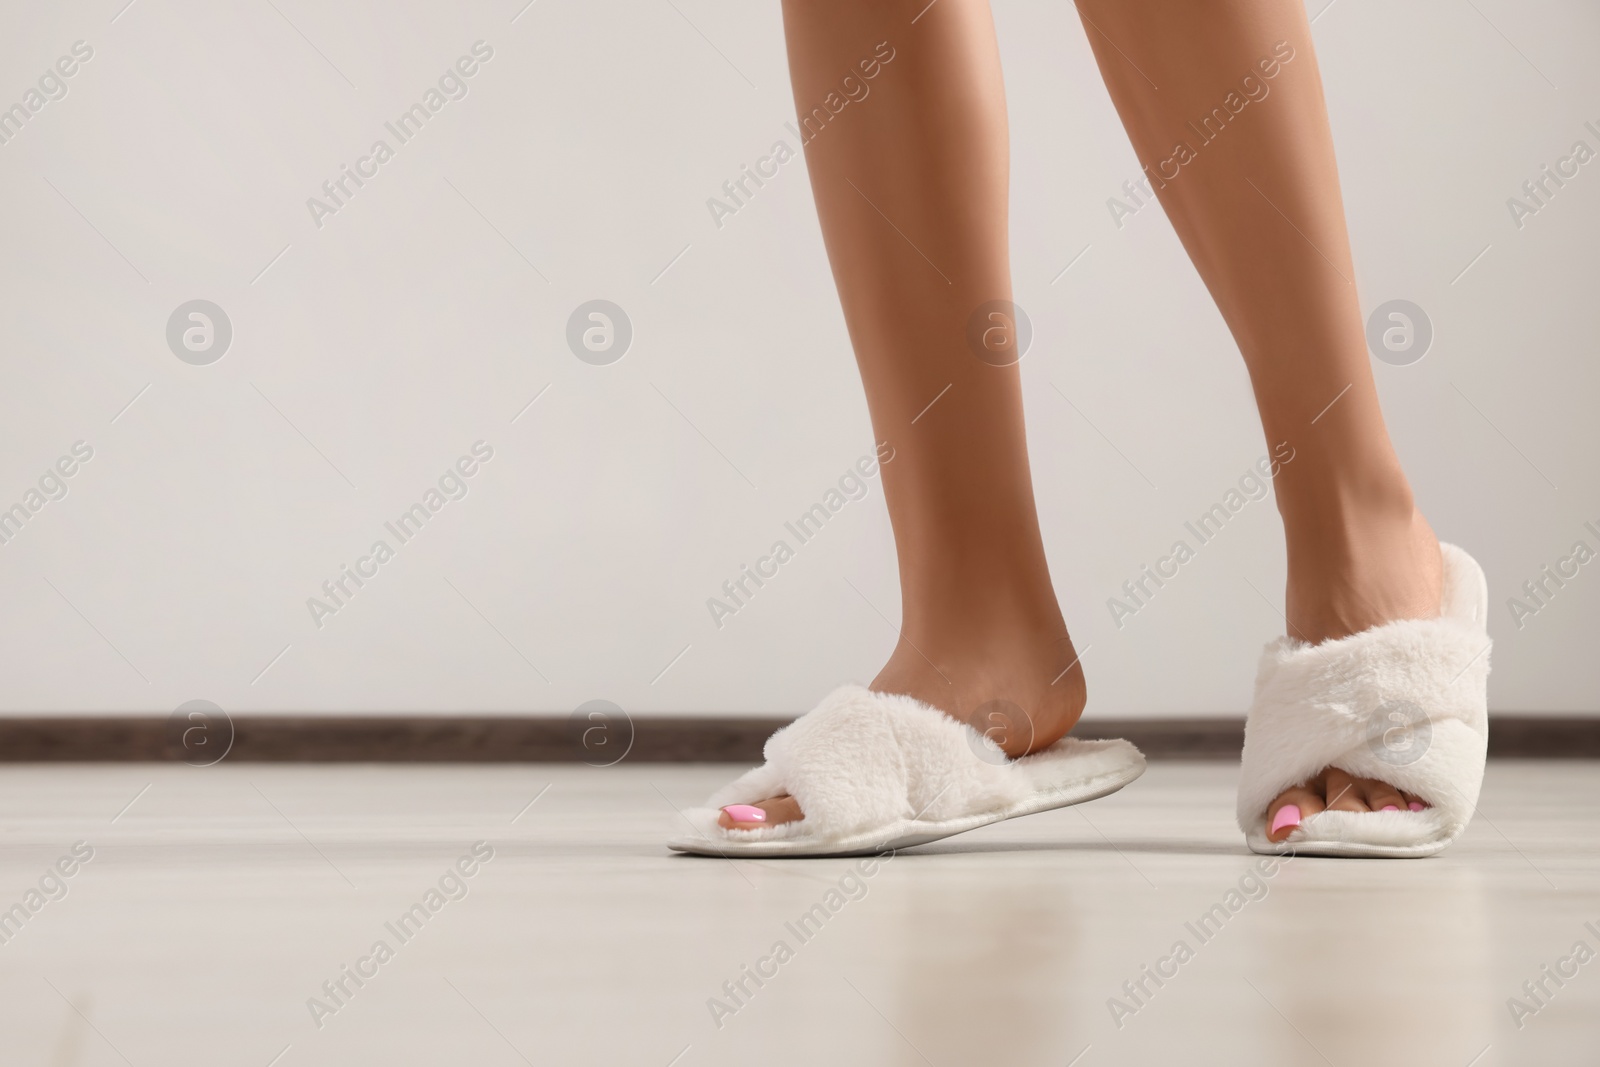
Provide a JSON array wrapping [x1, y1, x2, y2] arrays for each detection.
[[0, 0, 1594, 718]]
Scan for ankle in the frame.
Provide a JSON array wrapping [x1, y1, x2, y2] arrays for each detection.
[[879, 571, 1078, 687], [898, 562, 1064, 640], [1281, 503, 1440, 644], [873, 628, 1087, 755], [1275, 463, 1419, 555]]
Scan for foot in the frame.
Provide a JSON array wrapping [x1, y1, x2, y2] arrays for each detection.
[[717, 617, 1088, 830], [1265, 507, 1442, 842]]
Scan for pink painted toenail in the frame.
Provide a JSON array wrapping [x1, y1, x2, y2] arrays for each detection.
[[723, 804, 766, 823], [1381, 805, 1400, 812], [1270, 805, 1301, 835], [1408, 801, 1425, 812]]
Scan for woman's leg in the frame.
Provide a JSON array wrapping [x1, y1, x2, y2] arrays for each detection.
[[721, 0, 1084, 829], [1073, 0, 1441, 838]]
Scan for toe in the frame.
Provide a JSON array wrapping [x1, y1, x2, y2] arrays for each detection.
[[1266, 778, 1326, 843], [1264, 767, 1427, 841], [718, 795, 803, 830], [1361, 777, 1407, 813], [1322, 768, 1370, 812]]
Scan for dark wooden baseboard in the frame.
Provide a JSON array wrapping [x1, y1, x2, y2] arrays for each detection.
[[0, 714, 1595, 763]]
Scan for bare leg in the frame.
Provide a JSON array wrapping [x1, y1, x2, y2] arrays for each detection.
[[1074, 0, 1441, 838], [721, 0, 1085, 829]]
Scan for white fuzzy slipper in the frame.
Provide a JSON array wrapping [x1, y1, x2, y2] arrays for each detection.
[[667, 685, 1145, 858], [1237, 542, 1492, 858]]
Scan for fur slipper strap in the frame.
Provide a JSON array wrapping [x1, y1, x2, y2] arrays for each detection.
[[706, 686, 1028, 839], [1236, 543, 1492, 837]]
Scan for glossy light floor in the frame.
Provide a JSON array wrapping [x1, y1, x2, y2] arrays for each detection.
[[1, 762, 1597, 1066]]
